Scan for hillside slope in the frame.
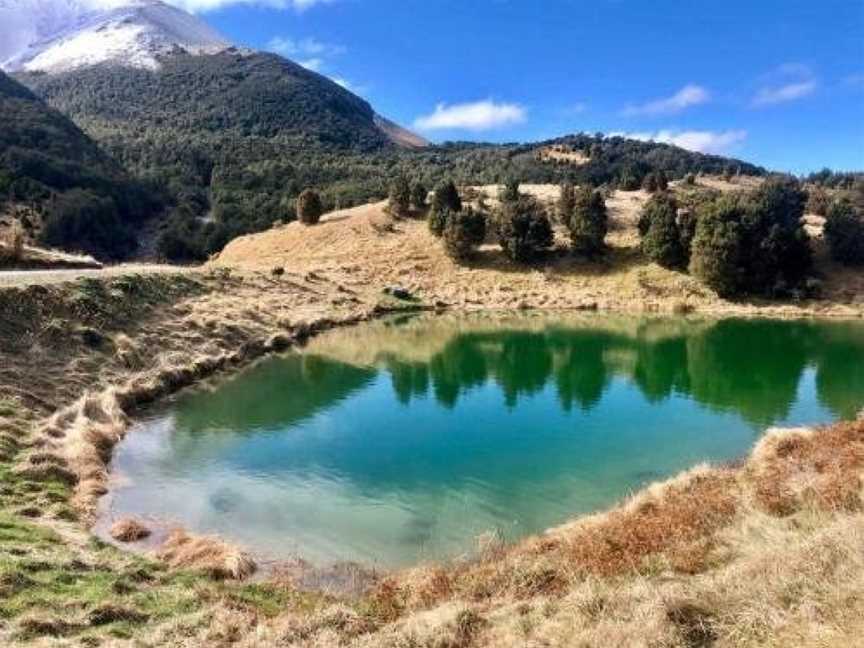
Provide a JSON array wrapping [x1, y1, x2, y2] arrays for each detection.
[[213, 180, 863, 318], [0, 69, 156, 259]]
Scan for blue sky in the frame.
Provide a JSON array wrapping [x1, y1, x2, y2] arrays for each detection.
[[176, 1, 863, 171]]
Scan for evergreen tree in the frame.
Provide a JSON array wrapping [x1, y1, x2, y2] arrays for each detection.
[[640, 193, 686, 269], [411, 181, 428, 210], [690, 178, 811, 296], [388, 176, 411, 216], [432, 180, 462, 213], [642, 172, 659, 193], [824, 198, 864, 265], [443, 207, 487, 260], [497, 196, 554, 262], [568, 187, 607, 255], [499, 178, 521, 203], [429, 207, 452, 237], [558, 183, 576, 224], [689, 194, 747, 296]]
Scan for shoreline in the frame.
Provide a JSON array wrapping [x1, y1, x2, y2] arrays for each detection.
[[1, 267, 863, 645]]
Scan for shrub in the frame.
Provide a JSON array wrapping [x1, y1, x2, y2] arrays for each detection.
[[558, 182, 576, 224], [824, 198, 864, 265], [499, 178, 520, 203], [443, 207, 487, 260], [497, 196, 553, 262], [411, 182, 428, 210], [690, 177, 811, 296], [683, 173, 696, 186], [642, 171, 669, 193], [568, 187, 607, 255], [640, 193, 686, 269], [432, 180, 462, 213], [749, 175, 812, 289], [689, 195, 747, 297], [388, 176, 411, 216], [618, 171, 641, 191], [428, 207, 452, 237], [296, 189, 323, 225], [678, 209, 697, 259]]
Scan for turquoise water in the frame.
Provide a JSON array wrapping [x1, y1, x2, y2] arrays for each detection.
[[104, 314, 864, 567]]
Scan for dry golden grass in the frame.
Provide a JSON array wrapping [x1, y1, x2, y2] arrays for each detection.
[[157, 529, 256, 580], [109, 517, 151, 542]]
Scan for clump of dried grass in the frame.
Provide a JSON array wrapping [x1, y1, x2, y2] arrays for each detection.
[[750, 421, 864, 516], [110, 517, 151, 542], [156, 529, 256, 580]]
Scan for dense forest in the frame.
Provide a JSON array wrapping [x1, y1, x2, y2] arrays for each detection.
[[13, 50, 764, 261]]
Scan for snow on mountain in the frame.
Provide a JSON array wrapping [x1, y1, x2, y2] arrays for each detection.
[[0, 0, 231, 73]]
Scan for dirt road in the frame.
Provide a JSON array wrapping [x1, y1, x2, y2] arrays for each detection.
[[0, 264, 193, 288]]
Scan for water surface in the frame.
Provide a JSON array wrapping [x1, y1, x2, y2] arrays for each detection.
[[103, 314, 864, 567]]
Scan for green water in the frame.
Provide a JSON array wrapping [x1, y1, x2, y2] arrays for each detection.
[[103, 314, 864, 567]]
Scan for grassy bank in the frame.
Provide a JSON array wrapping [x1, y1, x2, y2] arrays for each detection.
[[0, 268, 862, 646]]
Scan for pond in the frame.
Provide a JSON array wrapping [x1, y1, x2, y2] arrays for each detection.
[[100, 313, 864, 567]]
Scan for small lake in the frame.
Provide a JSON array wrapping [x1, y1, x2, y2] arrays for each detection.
[[101, 313, 864, 567]]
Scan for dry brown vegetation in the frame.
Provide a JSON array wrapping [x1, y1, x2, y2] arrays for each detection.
[[109, 517, 151, 542], [157, 529, 256, 580]]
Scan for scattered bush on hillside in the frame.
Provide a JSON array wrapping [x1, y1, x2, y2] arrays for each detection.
[[678, 209, 697, 260], [388, 176, 411, 216], [683, 173, 696, 186], [640, 193, 686, 269], [749, 175, 812, 290], [642, 170, 668, 193], [443, 207, 487, 261], [429, 180, 462, 236], [617, 171, 641, 191], [824, 198, 864, 265], [297, 189, 324, 225], [558, 183, 576, 224], [432, 180, 462, 213], [567, 187, 607, 255], [497, 196, 553, 262], [689, 195, 746, 297], [429, 206, 451, 238], [499, 178, 521, 203], [411, 181, 428, 210], [690, 176, 811, 297]]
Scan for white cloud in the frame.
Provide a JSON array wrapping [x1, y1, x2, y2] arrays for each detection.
[[266, 36, 344, 58], [413, 100, 526, 131], [751, 64, 818, 107], [751, 80, 817, 106], [298, 57, 323, 71], [621, 84, 710, 116], [609, 129, 747, 154], [168, 0, 333, 13]]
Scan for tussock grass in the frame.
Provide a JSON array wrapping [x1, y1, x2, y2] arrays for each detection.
[[110, 517, 151, 542], [157, 529, 256, 580]]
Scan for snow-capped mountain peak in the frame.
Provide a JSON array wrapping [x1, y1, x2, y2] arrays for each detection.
[[0, 0, 231, 73]]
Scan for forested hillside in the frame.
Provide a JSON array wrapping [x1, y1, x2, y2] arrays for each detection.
[[0, 70, 159, 259], [17, 51, 765, 261]]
